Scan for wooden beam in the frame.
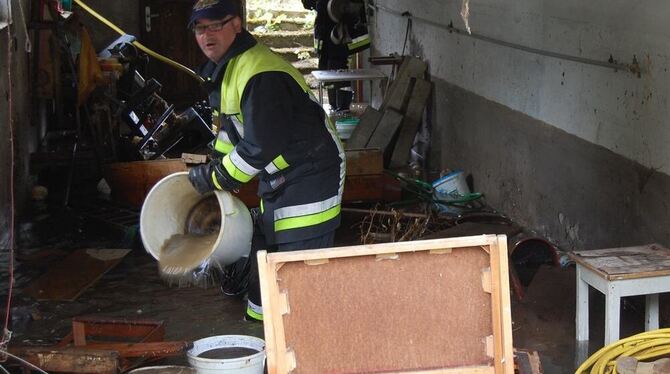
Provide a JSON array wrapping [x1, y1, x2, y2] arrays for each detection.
[[72, 320, 87, 346], [366, 109, 404, 165], [380, 57, 428, 113], [77, 341, 191, 358], [341, 207, 429, 219], [389, 79, 432, 169], [267, 235, 499, 263], [181, 153, 207, 164], [70, 317, 165, 340], [11, 347, 118, 374]]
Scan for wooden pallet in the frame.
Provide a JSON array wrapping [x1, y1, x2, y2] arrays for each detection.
[[258, 235, 514, 374]]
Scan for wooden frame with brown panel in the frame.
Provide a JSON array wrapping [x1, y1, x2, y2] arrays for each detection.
[[258, 235, 514, 374]]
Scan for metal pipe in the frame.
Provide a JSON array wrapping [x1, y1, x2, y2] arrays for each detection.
[[370, 3, 641, 75]]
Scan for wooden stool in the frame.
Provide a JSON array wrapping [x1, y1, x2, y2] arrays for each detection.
[[569, 244, 670, 345]]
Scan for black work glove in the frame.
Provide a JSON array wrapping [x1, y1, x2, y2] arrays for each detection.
[[188, 160, 242, 194], [188, 162, 216, 194]]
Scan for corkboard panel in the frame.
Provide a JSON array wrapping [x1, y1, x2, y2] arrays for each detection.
[[277, 247, 493, 373]]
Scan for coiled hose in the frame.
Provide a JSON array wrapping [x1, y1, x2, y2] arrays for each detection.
[[73, 0, 204, 83], [575, 328, 670, 374]]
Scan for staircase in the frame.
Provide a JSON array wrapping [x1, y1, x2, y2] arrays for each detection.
[[247, 1, 319, 88]]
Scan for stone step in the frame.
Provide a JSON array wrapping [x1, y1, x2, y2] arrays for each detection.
[[248, 17, 310, 32], [252, 30, 313, 49], [292, 57, 319, 75], [304, 74, 318, 89], [271, 46, 314, 62], [247, 7, 313, 19]]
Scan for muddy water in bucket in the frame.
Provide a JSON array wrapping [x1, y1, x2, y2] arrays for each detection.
[[158, 196, 221, 280], [187, 335, 265, 374], [198, 347, 259, 359]]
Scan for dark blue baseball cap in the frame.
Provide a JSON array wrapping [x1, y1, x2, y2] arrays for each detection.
[[188, 0, 240, 28]]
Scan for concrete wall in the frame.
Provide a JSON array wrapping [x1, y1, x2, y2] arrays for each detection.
[[0, 0, 34, 248], [370, 0, 670, 250]]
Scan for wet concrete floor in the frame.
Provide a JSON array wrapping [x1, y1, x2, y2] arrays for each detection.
[[2, 209, 657, 373]]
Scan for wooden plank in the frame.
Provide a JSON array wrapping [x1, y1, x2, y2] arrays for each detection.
[[258, 251, 281, 374], [269, 235, 499, 263], [345, 106, 383, 150], [73, 320, 87, 346], [494, 237, 515, 374], [489, 241, 504, 374], [11, 347, 118, 374], [76, 341, 191, 358], [345, 149, 383, 175], [342, 207, 429, 219], [261, 235, 514, 373], [384, 367, 494, 374], [366, 109, 404, 163], [384, 76, 414, 113], [389, 79, 432, 169], [181, 153, 207, 164], [71, 317, 165, 340], [381, 57, 428, 112], [22, 249, 131, 301]]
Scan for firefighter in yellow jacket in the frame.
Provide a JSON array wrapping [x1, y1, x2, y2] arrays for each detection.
[[186, 0, 345, 322]]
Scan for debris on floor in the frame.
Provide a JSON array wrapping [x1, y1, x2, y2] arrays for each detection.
[[10, 316, 191, 373]]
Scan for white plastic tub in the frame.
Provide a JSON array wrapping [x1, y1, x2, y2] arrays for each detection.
[[128, 366, 196, 374], [187, 335, 266, 374]]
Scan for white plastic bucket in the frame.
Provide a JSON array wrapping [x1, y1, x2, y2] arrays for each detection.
[[128, 366, 196, 374], [187, 335, 266, 374], [432, 169, 470, 201], [140, 172, 253, 268]]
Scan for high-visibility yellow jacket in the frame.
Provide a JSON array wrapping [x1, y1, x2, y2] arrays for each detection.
[[201, 30, 345, 245]]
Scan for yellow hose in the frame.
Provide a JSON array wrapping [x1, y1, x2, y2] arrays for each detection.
[[575, 329, 670, 374], [73, 0, 204, 83]]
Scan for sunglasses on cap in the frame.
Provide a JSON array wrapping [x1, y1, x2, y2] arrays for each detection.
[[193, 17, 235, 35]]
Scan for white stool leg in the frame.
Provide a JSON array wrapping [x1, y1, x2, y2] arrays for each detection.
[[318, 83, 324, 105], [645, 294, 660, 331], [605, 286, 621, 345], [576, 265, 590, 341]]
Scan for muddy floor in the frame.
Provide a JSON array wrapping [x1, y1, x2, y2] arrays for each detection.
[[1, 207, 655, 373]]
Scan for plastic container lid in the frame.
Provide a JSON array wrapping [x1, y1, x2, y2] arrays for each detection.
[[335, 117, 360, 126]]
